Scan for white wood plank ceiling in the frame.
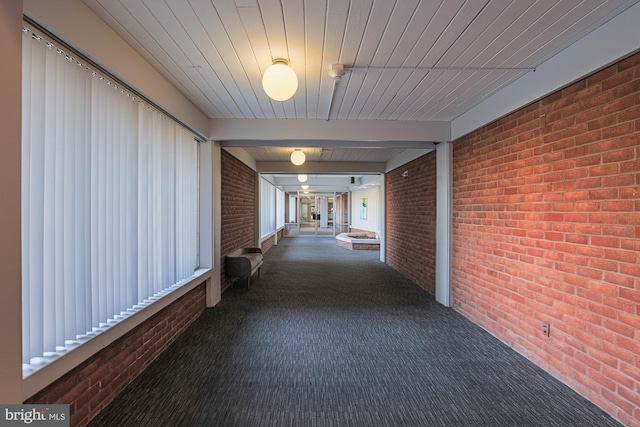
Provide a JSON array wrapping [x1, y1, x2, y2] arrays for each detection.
[[83, 0, 637, 121], [81, 0, 638, 163]]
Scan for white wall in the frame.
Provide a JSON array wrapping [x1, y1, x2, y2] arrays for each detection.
[[350, 186, 379, 233]]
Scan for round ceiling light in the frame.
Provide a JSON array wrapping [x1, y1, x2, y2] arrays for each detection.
[[301, 185, 309, 190], [262, 59, 298, 101], [297, 174, 308, 183], [290, 149, 306, 166]]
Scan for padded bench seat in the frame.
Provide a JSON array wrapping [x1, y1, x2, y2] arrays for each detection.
[[225, 247, 263, 288]]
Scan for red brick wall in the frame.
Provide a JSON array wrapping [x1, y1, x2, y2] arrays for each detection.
[[386, 152, 438, 294], [452, 53, 640, 427], [221, 150, 257, 291], [348, 228, 377, 238], [260, 229, 282, 253], [27, 284, 206, 427]]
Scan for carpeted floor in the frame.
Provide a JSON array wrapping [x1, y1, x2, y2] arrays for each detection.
[[89, 237, 621, 427]]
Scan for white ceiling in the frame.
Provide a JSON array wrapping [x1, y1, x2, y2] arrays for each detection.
[[264, 173, 381, 193], [81, 0, 638, 165]]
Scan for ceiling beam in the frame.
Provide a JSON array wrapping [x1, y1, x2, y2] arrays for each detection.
[[221, 139, 436, 149], [256, 161, 385, 174], [210, 119, 449, 143]]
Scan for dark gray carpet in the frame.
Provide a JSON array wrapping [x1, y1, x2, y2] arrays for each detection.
[[89, 237, 621, 427]]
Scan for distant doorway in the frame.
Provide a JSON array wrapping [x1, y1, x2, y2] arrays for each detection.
[[299, 194, 334, 236], [285, 191, 348, 238]]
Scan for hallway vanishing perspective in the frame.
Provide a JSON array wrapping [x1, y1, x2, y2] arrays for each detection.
[[89, 238, 621, 427]]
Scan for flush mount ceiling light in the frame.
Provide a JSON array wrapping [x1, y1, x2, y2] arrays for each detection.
[[297, 174, 308, 183], [262, 59, 298, 101], [290, 149, 306, 166], [301, 185, 309, 190]]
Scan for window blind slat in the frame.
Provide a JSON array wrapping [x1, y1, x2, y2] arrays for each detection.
[[21, 28, 199, 375]]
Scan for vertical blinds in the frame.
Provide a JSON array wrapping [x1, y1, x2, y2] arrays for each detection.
[[260, 178, 275, 238], [259, 178, 285, 239], [21, 27, 199, 375], [276, 187, 285, 229]]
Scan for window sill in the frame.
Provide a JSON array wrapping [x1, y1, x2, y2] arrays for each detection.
[[22, 268, 212, 401]]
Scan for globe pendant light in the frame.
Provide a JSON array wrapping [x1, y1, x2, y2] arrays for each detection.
[[262, 59, 298, 101], [290, 149, 306, 166]]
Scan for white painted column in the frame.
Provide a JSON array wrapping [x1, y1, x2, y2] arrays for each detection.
[[206, 141, 222, 307], [320, 196, 329, 228], [436, 142, 453, 307], [378, 174, 386, 263], [0, 0, 24, 403]]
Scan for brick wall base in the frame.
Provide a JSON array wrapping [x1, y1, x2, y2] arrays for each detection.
[[260, 230, 281, 253], [26, 284, 206, 427], [337, 238, 380, 250]]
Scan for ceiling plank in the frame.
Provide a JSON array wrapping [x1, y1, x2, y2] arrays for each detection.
[[213, 0, 277, 118], [302, 0, 328, 119], [166, 0, 261, 118], [95, 0, 230, 117], [280, 0, 307, 118], [403, 0, 465, 67], [331, 0, 373, 119], [79, 0, 639, 139], [189, 0, 266, 117], [318, 0, 350, 120], [420, 0, 490, 67]]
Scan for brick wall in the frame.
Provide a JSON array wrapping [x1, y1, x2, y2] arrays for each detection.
[[221, 150, 257, 292], [386, 152, 438, 294], [348, 228, 377, 238], [27, 284, 206, 427], [260, 229, 283, 253], [452, 53, 640, 426]]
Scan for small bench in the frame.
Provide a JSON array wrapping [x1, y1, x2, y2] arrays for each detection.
[[225, 247, 263, 288]]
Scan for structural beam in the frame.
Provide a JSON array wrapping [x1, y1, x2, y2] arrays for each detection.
[[210, 119, 449, 143]]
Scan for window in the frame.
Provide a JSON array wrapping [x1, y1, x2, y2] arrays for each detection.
[[260, 177, 275, 238], [21, 27, 199, 376], [260, 177, 286, 239], [276, 187, 285, 230]]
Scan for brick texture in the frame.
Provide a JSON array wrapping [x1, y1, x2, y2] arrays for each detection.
[[348, 228, 377, 238], [386, 153, 437, 294], [260, 229, 283, 253], [27, 284, 206, 427], [452, 52, 640, 426], [221, 150, 257, 291]]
